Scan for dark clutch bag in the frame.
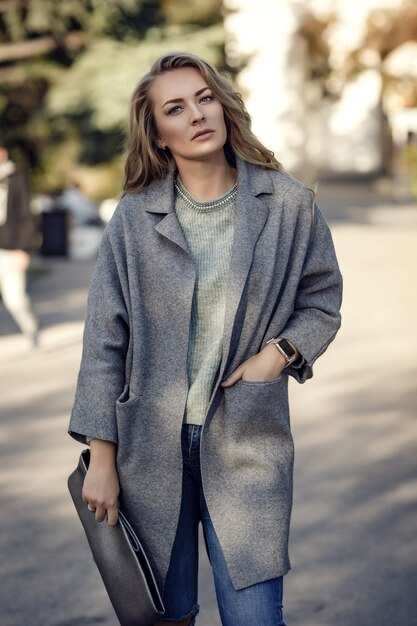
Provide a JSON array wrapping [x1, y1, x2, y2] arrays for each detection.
[[68, 448, 165, 626]]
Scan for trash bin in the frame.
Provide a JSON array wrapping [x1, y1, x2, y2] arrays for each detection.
[[40, 209, 70, 257]]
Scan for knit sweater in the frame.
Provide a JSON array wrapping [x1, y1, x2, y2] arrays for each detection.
[[174, 174, 237, 426]]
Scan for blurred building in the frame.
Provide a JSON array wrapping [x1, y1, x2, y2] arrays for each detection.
[[224, 0, 416, 180]]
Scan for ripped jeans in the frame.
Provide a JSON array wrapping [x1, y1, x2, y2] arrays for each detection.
[[156, 423, 287, 626]]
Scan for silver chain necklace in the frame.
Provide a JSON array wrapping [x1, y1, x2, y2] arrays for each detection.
[[174, 173, 237, 212]]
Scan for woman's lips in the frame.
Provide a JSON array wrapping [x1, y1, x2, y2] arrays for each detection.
[[192, 130, 214, 141]]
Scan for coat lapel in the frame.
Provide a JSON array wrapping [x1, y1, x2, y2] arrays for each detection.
[[216, 159, 273, 384], [144, 167, 192, 256], [155, 211, 192, 255]]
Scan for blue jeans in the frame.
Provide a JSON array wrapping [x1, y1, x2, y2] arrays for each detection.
[[156, 423, 287, 626]]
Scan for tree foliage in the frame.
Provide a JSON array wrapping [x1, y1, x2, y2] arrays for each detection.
[[298, 0, 417, 101], [0, 0, 225, 195]]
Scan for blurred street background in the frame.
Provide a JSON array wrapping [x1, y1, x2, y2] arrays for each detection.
[[1, 1, 417, 625]]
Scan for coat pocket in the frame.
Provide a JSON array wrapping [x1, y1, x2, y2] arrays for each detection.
[[223, 372, 291, 434], [115, 383, 140, 408], [237, 372, 284, 386]]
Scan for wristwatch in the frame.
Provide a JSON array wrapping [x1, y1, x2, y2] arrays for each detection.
[[265, 336, 298, 367]]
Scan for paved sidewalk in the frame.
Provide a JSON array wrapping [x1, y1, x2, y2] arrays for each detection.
[[0, 182, 416, 626]]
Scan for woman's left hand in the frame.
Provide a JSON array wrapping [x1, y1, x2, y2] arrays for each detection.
[[220, 343, 287, 387]]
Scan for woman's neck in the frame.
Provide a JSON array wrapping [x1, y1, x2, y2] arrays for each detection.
[[174, 155, 237, 202]]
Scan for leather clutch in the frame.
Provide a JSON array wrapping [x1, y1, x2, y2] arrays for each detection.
[[68, 448, 165, 626]]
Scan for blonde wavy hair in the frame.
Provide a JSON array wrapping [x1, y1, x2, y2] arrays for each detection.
[[123, 52, 282, 193]]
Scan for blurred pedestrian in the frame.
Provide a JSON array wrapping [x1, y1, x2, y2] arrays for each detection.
[[0, 146, 39, 347], [60, 177, 102, 226], [69, 53, 343, 625]]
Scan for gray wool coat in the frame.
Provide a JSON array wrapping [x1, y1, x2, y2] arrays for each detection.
[[69, 157, 343, 593]]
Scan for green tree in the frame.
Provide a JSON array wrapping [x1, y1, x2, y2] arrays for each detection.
[[0, 0, 225, 197]]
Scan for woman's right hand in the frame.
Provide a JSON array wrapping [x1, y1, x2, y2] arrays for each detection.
[[82, 439, 120, 526]]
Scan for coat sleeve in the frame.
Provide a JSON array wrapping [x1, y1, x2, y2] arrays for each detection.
[[68, 220, 129, 445], [278, 203, 343, 383]]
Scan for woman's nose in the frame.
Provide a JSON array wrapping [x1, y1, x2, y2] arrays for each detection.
[[190, 104, 205, 124]]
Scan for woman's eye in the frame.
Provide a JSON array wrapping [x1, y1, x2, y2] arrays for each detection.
[[167, 105, 182, 115], [165, 95, 214, 115]]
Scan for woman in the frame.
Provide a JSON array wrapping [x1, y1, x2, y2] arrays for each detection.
[[0, 146, 39, 347], [69, 52, 343, 626]]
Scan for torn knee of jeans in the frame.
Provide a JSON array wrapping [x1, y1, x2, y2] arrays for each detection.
[[156, 603, 200, 624]]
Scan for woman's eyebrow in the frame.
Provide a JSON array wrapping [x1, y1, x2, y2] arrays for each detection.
[[162, 86, 211, 108]]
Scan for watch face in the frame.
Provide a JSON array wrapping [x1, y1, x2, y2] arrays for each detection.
[[279, 338, 296, 358]]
